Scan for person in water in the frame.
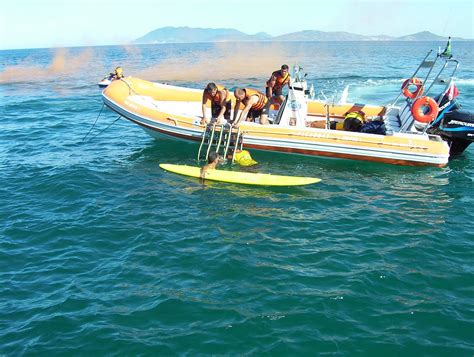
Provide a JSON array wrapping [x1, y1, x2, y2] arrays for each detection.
[[265, 64, 291, 104], [201, 82, 232, 125], [232, 88, 270, 127], [200, 151, 220, 180]]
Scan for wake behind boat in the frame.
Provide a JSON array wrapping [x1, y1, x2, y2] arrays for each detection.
[[101, 43, 473, 167]]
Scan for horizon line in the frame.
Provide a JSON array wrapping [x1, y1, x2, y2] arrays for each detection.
[[2, 38, 474, 52]]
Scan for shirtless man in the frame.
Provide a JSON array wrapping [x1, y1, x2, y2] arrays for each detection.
[[200, 151, 220, 180]]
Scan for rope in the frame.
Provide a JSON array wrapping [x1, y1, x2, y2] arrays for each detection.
[[120, 78, 138, 95], [84, 115, 122, 142], [441, 8, 452, 37], [83, 78, 135, 143], [82, 103, 104, 142]]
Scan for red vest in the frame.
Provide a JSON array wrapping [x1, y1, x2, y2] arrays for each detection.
[[266, 70, 290, 90], [204, 84, 230, 104], [244, 88, 268, 110]]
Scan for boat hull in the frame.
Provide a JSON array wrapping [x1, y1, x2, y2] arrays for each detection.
[[98, 79, 112, 88], [102, 78, 450, 167]]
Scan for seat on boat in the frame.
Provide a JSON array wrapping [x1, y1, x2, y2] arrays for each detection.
[[383, 98, 415, 133]]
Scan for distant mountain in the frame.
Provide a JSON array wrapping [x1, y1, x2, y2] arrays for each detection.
[[134, 27, 470, 44], [273, 30, 368, 41], [273, 30, 466, 42], [134, 26, 272, 44], [395, 31, 449, 41]]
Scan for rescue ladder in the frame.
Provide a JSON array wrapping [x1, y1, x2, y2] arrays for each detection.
[[197, 123, 243, 163]]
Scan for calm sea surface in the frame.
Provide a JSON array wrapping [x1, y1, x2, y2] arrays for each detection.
[[1, 41, 473, 355]]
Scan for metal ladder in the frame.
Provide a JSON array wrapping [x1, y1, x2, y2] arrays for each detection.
[[197, 123, 243, 163]]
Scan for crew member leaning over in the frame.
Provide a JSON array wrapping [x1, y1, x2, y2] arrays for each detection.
[[201, 82, 232, 125], [232, 88, 270, 127]]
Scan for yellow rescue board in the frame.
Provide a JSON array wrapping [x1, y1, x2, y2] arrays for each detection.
[[160, 164, 321, 186]]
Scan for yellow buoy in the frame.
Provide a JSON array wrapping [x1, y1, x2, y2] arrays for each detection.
[[234, 150, 258, 167]]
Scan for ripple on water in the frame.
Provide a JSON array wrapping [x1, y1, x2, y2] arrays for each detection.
[[1, 42, 474, 355]]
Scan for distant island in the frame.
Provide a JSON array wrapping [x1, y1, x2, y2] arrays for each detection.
[[134, 27, 470, 44]]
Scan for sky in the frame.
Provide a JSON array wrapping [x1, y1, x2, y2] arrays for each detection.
[[0, 0, 473, 50]]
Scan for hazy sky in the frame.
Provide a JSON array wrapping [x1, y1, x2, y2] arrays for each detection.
[[1, 0, 473, 49]]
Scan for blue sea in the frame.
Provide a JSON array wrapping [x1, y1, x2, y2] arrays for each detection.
[[1, 41, 473, 355]]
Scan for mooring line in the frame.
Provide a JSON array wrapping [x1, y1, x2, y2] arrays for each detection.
[[82, 103, 104, 142], [86, 115, 122, 142]]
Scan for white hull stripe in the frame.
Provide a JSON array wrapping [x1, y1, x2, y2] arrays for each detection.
[[103, 96, 448, 165]]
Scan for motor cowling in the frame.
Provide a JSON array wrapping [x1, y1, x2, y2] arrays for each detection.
[[440, 109, 474, 138], [438, 109, 474, 156]]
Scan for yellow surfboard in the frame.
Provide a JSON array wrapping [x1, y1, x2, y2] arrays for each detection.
[[160, 164, 321, 186]]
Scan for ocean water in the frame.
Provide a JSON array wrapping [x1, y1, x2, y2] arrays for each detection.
[[1, 41, 473, 355]]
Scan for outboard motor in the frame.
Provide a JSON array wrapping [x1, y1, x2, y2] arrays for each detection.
[[427, 84, 474, 157], [438, 109, 474, 156]]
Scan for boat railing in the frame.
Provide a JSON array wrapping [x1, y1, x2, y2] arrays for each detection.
[[389, 50, 431, 107], [425, 59, 459, 103], [389, 50, 458, 108], [386, 48, 459, 134]]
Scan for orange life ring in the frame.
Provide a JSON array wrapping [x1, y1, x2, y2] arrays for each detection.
[[412, 96, 439, 123], [402, 78, 424, 99]]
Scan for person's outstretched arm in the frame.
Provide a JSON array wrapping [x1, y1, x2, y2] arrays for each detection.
[[201, 92, 209, 124], [234, 97, 256, 127]]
